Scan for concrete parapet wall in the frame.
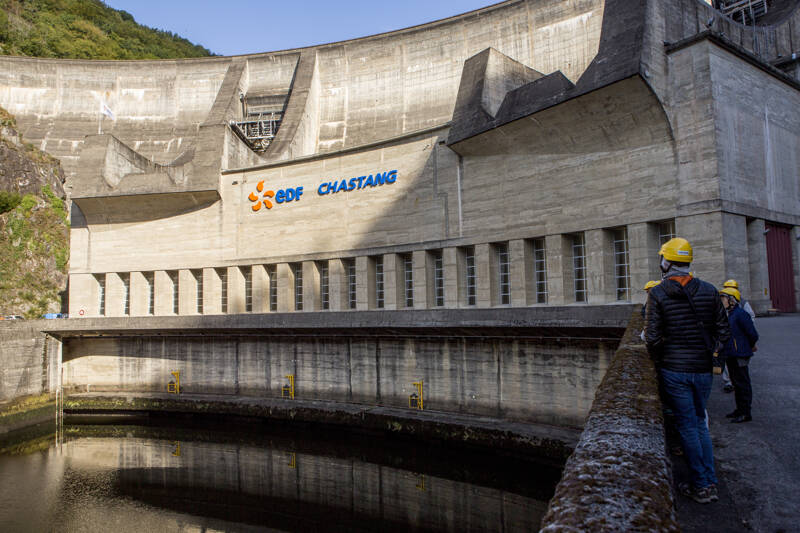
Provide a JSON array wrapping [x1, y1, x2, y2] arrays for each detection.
[[0, 323, 59, 403], [540, 309, 679, 531]]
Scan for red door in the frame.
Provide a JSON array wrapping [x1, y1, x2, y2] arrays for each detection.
[[765, 223, 797, 312]]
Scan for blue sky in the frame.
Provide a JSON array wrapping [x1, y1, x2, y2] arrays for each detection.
[[103, 1, 499, 56]]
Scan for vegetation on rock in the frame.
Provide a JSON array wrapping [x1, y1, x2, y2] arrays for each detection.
[[1, 104, 69, 318], [0, 0, 213, 59], [0, 184, 69, 318]]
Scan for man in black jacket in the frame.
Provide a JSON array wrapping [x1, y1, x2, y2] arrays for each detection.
[[645, 237, 730, 504]]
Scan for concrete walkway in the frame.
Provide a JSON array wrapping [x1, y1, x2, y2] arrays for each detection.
[[676, 314, 800, 533]]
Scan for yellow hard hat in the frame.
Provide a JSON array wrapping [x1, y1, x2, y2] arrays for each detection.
[[643, 280, 660, 291], [659, 237, 693, 263], [723, 279, 739, 289], [720, 287, 740, 302]]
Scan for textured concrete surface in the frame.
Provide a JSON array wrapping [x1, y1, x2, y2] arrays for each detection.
[[676, 314, 800, 533], [540, 309, 678, 532], [0, 324, 59, 403]]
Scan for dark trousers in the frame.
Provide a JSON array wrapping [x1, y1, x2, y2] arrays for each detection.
[[726, 357, 753, 416]]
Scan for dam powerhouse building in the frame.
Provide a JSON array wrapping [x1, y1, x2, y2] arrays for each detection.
[[1, 0, 797, 319], [1, 0, 799, 428]]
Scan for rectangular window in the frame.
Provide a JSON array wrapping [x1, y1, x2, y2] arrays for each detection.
[[346, 259, 356, 309], [432, 250, 444, 307], [267, 265, 277, 312], [169, 271, 179, 314], [145, 272, 154, 315], [320, 261, 329, 310], [193, 269, 203, 314], [658, 220, 676, 245], [572, 234, 587, 303], [217, 268, 228, 313], [293, 263, 303, 311], [533, 239, 547, 304], [244, 267, 253, 312], [96, 275, 105, 316], [614, 228, 631, 301], [465, 246, 476, 306], [402, 254, 414, 308], [121, 273, 130, 315], [496, 243, 510, 305], [374, 256, 384, 309]]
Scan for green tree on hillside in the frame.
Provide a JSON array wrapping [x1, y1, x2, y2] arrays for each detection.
[[0, 0, 213, 59]]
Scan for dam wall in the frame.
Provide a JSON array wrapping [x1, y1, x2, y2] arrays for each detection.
[[50, 306, 628, 429], [0, 0, 607, 182]]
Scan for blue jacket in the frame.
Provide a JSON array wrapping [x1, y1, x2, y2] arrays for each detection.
[[721, 306, 759, 358]]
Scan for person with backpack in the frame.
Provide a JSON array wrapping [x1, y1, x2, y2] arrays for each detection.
[[719, 287, 758, 423], [720, 279, 756, 393], [645, 237, 730, 504]]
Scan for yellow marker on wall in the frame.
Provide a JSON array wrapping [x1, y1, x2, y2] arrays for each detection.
[[409, 380, 424, 410], [282, 374, 295, 399], [167, 371, 180, 394]]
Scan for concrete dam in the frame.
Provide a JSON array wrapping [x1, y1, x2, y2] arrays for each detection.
[[3, 0, 800, 529]]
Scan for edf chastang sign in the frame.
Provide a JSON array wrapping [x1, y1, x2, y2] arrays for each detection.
[[248, 170, 398, 211]]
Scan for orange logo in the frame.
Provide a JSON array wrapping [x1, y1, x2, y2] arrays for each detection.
[[248, 181, 275, 211]]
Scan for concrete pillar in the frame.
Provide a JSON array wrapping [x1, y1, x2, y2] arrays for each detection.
[[251, 265, 269, 313], [443, 247, 459, 308], [129, 271, 149, 316], [104, 273, 125, 317], [355, 256, 372, 310], [510, 239, 532, 307], [413, 250, 431, 309], [585, 229, 615, 304], [746, 219, 771, 314], [383, 253, 401, 310], [793, 226, 800, 312], [721, 213, 750, 298], [475, 243, 492, 307], [154, 270, 175, 315], [277, 263, 293, 312], [302, 261, 321, 311], [676, 212, 725, 284], [545, 234, 572, 305], [227, 266, 246, 314], [628, 223, 661, 304], [203, 268, 222, 315], [328, 259, 348, 311], [178, 269, 197, 315], [68, 273, 99, 317]]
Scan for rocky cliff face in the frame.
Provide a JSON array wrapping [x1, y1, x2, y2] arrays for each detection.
[[0, 106, 68, 318]]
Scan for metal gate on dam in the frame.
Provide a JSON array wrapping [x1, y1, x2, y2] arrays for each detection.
[[40, 306, 630, 431]]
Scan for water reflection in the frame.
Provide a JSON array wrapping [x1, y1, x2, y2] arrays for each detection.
[[0, 417, 561, 532]]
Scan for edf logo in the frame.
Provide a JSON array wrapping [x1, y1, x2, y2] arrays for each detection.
[[248, 181, 304, 211]]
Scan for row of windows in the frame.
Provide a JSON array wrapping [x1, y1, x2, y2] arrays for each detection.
[[93, 221, 676, 315]]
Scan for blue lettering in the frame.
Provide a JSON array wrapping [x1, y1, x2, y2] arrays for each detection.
[[364, 175, 374, 187], [318, 182, 329, 195], [337, 179, 348, 193], [275, 189, 285, 203], [295, 186, 303, 200], [375, 171, 386, 185], [347, 178, 357, 191], [357, 176, 366, 189], [285, 188, 295, 202], [386, 170, 398, 183]]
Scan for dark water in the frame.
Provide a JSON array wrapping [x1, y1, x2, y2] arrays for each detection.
[[0, 416, 561, 532]]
